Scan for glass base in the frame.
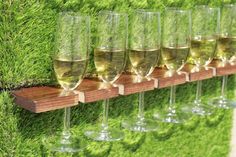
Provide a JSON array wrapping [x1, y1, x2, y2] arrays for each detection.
[[182, 101, 212, 116], [42, 132, 86, 153], [208, 97, 236, 109], [153, 110, 184, 124], [84, 128, 124, 142], [122, 118, 158, 132]]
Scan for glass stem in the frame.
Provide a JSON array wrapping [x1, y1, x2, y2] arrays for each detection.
[[61, 107, 71, 144], [169, 85, 176, 110], [102, 99, 109, 131], [138, 91, 145, 121], [221, 75, 228, 99], [195, 80, 202, 105]]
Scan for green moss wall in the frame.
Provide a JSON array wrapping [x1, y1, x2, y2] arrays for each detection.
[[0, 0, 236, 156]]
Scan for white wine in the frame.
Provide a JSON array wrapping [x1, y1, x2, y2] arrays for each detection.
[[129, 49, 160, 77], [94, 48, 125, 83], [189, 38, 217, 66], [54, 57, 88, 90], [162, 46, 189, 71], [216, 36, 236, 62]]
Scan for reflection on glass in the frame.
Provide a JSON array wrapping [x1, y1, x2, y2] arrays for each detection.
[[43, 12, 90, 152], [209, 4, 236, 109], [84, 11, 128, 141], [183, 6, 219, 116], [154, 8, 191, 123], [122, 9, 161, 132]]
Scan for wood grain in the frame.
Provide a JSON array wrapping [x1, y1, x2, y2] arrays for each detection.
[[181, 64, 215, 82], [115, 73, 155, 95], [12, 78, 119, 112], [12, 87, 78, 113], [12, 59, 236, 113], [150, 67, 187, 88], [77, 78, 119, 103], [210, 60, 236, 76]]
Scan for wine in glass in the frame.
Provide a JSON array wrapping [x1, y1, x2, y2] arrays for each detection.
[[84, 11, 128, 141], [44, 12, 90, 152], [122, 9, 161, 132], [153, 8, 191, 123], [182, 6, 220, 116], [208, 4, 236, 109]]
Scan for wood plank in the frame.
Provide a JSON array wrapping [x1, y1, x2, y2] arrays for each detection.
[[181, 64, 215, 82], [210, 60, 236, 76], [115, 73, 155, 95], [150, 67, 187, 88], [12, 78, 119, 112], [12, 87, 78, 113], [12, 59, 236, 113], [77, 78, 119, 103]]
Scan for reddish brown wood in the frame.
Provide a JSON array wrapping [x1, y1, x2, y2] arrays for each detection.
[[12, 87, 78, 113], [150, 67, 187, 88], [181, 64, 215, 82], [12, 59, 236, 113], [210, 60, 236, 76], [12, 78, 119, 113], [115, 73, 155, 95], [77, 78, 119, 103]]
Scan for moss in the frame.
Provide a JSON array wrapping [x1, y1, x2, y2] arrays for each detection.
[[0, 0, 235, 156]]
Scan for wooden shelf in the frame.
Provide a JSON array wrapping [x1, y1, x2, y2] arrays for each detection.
[[77, 78, 119, 103], [12, 60, 236, 113], [150, 67, 187, 88], [181, 64, 215, 82], [12, 87, 78, 113], [12, 78, 119, 113], [115, 73, 155, 95], [209, 60, 236, 76]]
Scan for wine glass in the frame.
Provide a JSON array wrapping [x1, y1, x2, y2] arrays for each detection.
[[153, 8, 191, 123], [183, 6, 220, 116], [208, 4, 236, 109], [44, 12, 90, 152], [122, 9, 161, 132], [84, 11, 128, 141]]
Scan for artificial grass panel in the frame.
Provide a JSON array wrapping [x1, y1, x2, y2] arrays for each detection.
[[0, 1, 57, 89], [1, 0, 236, 89], [0, 0, 236, 156]]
